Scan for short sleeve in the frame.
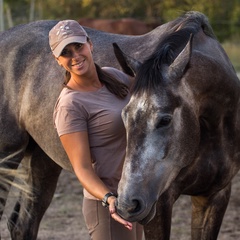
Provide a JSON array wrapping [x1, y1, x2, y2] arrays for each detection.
[[102, 67, 132, 87], [54, 106, 87, 137]]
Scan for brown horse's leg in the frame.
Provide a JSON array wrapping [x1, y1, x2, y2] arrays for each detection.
[[191, 184, 231, 240], [8, 145, 62, 240], [144, 190, 179, 240]]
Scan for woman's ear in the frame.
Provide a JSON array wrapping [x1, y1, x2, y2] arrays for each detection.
[[88, 39, 93, 53], [55, 56, 62, 66]]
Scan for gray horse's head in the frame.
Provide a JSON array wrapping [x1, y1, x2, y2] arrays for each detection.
[[115, 31, 200, 223], [115, 13, 239, 224]]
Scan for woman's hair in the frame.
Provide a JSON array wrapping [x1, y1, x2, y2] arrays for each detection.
[[95, 64, 129, 99], [64, 64, 129, 99]]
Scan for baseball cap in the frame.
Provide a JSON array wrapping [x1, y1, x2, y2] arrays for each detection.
[[49, 20, 88, 57]]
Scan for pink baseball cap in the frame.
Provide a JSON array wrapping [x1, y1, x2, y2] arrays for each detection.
[[49, 20, 88, 57]]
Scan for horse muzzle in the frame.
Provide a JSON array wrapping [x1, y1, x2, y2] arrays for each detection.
[[116, 196, 157, 224]]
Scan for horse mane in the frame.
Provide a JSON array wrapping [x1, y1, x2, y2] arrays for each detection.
[[132, 11, 216, 95]]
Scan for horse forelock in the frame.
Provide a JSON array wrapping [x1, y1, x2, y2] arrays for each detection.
[[132, 11, 216, 96], [132, 29, 192, 95]]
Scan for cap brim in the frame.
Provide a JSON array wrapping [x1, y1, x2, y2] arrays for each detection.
[[53, 36, 87, 57]]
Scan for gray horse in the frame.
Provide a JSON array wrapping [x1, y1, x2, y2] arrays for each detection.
[[0, 11, 236, 240], [115, 10, 240, 240], [0, 11, 173, 240]]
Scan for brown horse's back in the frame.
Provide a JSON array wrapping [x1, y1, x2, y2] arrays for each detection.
[[78, 18, 155, 35]]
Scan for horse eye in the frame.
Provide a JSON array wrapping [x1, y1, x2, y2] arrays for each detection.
[[156, 115, 172, 129]]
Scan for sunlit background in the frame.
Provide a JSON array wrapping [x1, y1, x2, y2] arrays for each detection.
[[0, 0, 240, 72]]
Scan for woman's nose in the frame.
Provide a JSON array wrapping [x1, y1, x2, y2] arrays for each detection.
[[71, 50, 79, 59]]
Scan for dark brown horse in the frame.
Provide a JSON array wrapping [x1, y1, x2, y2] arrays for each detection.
[[78, 18, 157, 35], [114, 11, 240, 240]]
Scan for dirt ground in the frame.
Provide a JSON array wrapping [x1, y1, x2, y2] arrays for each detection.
[[1, 169, 240, 240]]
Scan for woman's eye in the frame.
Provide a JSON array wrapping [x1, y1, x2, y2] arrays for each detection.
[[60, 43, 83, 57], [60, 49, 70, 57], [75, 43, 83, 49]]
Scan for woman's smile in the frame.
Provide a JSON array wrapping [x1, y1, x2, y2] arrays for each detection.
[[72, 59, 86, 67]]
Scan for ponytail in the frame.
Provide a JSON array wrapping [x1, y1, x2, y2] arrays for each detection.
[[95, 64, 129, 99]]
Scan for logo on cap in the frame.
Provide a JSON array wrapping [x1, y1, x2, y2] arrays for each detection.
[[55, 22, 74, 41]]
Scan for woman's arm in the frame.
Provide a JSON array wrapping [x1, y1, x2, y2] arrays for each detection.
[[60, 131, 132, 229], [60, 131, 108, 199]]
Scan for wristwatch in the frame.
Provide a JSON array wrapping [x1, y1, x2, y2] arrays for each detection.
[[102, 192, 117, 208]]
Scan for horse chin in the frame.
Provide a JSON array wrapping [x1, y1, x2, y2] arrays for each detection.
[[139, 202, 157, 225]]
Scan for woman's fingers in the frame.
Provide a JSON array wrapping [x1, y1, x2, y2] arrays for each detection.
[[111, 212, 133, 230], [108, 197, 133, 230]]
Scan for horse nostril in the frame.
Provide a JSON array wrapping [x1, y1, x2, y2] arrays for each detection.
[[116, 197, 145, 218], [128, 199, 142, 214]]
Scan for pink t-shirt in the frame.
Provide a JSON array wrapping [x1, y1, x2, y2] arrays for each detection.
[[53, 67, 131, 199]]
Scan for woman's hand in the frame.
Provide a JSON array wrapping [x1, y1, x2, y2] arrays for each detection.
[[108, 196, 133, 230]]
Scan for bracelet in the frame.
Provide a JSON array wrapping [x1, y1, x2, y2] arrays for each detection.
[[101, 192, 117, 208]]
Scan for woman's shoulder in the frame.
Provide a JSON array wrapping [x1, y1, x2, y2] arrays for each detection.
[[58, 87, 76, 102], [55, 87, 83, 110], [101, 67, 132, 86]]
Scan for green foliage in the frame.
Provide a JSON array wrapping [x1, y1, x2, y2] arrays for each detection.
[[2, 0, 240, 42], [223, 40, 240, 72]]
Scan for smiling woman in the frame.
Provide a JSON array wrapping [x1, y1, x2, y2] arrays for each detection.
[[49, 19, 143, 240]]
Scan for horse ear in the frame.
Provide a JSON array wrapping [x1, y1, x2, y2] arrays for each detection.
[[113, 43, 142, 77], [168, 34, 193, 79]]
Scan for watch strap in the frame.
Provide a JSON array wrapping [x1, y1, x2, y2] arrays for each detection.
[[101, 192, 116, 208]]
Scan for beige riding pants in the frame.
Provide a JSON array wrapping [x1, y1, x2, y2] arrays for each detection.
[[82, 197, 144, 240]]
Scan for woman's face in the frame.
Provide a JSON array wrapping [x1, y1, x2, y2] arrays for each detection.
[[56, 41, 94, 77]]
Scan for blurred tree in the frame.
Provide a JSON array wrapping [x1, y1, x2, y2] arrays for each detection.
[[29, 0, 35, 22], [1, 0, 239, 41], [231, 0, 240, 40], [0, 0, 3, 31], [202, 0, 235, 41]]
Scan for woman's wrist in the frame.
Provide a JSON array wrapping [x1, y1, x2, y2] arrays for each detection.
[[101, 192, 117, 207]]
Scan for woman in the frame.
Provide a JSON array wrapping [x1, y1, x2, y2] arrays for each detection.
[[49, 20, 143, 240]]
